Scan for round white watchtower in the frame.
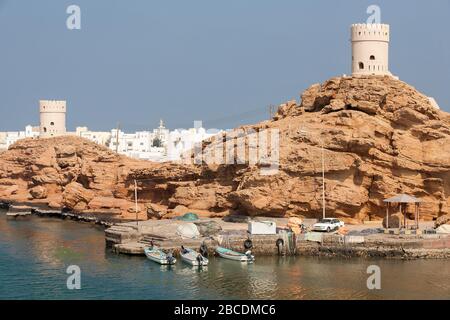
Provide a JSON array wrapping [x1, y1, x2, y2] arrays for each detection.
[[351, 23, 391, 76], [39, 100, 66, 137]]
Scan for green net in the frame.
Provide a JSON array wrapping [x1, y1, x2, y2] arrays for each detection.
[[176, 212, 199, 221]]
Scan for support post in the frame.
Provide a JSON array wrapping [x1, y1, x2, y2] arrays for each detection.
[[321, 140, 325, 220], [386, 203, 389, 229], [134, 179, 138, 227]]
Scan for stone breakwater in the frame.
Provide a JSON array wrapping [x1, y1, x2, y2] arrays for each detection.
[[2, 202, 119, 227]]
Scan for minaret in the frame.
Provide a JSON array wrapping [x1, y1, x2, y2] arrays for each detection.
[[351, 23, 391, 76]]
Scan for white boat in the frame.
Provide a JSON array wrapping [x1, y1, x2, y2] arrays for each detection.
[[144, 246, 176, 265], [180, 247, 209, 266], [215, 246, 255, 263]]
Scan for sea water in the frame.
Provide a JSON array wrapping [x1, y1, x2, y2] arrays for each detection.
[[0, 209, 449, 300]]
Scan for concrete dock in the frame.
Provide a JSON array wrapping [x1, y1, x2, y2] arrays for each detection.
[[105, 217, 450, 259]]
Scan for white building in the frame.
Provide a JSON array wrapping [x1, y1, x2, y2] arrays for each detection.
[[167, 126, 219, 162], [75, 127, 111, 146], [0, 125, 40, 150]]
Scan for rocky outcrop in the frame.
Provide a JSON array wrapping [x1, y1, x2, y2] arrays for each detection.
[[435, 214, 450, 228], [0, 75, 449, 222], [0, 136, 150, 219]]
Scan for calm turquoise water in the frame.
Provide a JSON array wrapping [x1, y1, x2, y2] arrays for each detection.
[[0, 209, 449, 300]]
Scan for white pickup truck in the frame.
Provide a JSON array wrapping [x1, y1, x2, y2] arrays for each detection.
[[312, 218, 344, 232]]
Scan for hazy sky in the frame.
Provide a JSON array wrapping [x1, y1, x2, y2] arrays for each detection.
[[0, 0, 449, 132]]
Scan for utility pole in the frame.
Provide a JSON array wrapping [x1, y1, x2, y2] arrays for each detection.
[[134, 179, 138, 227], [115, 122, 120, 154], [321, 140, 326, 220], [268, 105, 275, 119]]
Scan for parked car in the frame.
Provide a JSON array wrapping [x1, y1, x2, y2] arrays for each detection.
[[312, 218, 344, 232]]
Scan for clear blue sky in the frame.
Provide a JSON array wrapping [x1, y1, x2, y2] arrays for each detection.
[[0, 0, 449, 131]]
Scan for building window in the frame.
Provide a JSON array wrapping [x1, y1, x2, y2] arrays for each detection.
[[359, 62, 364, 70], [43, 127, 47, 133], [370, 55, 375, 60], [50, 122, 54, 126]]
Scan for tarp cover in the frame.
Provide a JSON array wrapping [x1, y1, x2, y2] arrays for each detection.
[[383, 194, 422, 203], [436, 224, 450, 234], [176, 212, 199, 221], [176, 223, 200, 239]]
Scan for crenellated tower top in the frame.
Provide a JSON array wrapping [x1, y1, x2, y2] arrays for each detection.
[[351, 23, 391, 76]]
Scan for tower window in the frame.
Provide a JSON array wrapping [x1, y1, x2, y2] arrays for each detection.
[[370, 55, 375, 60], [50, 122, 54, 126], [43, 127, 47, 133], [359, 62, 364, 70]]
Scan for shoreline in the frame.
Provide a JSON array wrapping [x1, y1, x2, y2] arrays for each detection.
[[2, 201, 450, 260], [0, 201, 117, 228], [105, 217, 450, 260]]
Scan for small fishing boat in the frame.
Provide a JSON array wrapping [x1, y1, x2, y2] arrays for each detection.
[[144, 246, 176, 265], [215, 246, 255, 263], [180, 246, 208, 266]]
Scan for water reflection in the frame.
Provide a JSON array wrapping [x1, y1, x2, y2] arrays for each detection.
[[1, 210, 449, 300]]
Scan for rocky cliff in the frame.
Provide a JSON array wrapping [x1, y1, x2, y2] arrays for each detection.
[[1, 75, 449, 222]]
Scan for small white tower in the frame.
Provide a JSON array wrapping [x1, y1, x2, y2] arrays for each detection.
[[39, 100, 67, 137], [351, 23, 391, 76]]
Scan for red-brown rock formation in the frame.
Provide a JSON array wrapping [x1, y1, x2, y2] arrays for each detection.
[[0, 75, 449, 222]]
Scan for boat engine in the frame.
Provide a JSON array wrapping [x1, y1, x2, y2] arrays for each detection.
[[167, 251, 175, 264], [196, 254, 204, 264], [199, 243, 208, 257]]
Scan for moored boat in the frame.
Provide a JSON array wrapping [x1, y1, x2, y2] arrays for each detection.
[[215, 246, 255, 263], [180, 246, 209, 266], [144, 246, 176, 265]]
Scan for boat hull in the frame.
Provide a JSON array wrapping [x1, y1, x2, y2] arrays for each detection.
[[180, 248, 208, 266], [215, 247, 255, 262], [144, 247, 176, 265]]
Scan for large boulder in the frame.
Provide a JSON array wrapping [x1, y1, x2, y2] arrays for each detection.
[[146, 203, 168, 220], [63, 182, 95, 208], [29, 186, 48, 199]]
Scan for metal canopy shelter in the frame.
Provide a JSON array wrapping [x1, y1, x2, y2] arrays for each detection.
[[383, 194, 422, 229]]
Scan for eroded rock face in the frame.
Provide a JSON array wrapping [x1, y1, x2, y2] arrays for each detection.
[[0, 75, 449, 222], [0, 136, 150, 219]]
